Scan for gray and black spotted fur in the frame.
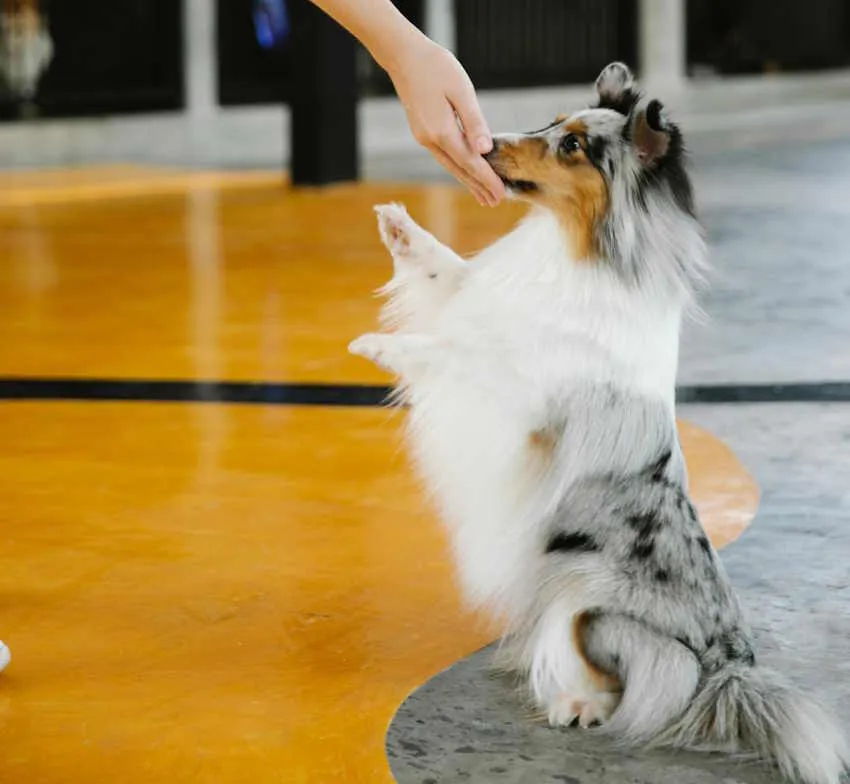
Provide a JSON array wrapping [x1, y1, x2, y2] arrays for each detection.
[[502, 382, 848, 784], [545, 449, 752, 678]]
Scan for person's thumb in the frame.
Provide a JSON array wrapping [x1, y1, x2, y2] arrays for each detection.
[[452, 82, 492, 155]]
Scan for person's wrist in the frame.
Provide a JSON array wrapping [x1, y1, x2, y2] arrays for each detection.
[[374, 24, 433, 80]]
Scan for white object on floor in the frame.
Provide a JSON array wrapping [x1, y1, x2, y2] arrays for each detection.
[[0, 641, 10, 672]]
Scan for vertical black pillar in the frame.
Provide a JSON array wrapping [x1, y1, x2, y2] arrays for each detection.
[[288, 0, 359, 185]]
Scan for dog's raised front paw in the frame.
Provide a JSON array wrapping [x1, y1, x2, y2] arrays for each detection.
[[348, 333, 399, 373], [349, 333, 384, 362], [375, 203, 416, 257], [374, 203, 439, 276]]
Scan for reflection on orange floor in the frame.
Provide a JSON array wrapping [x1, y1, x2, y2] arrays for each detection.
[[0, 403, 757, 784], [0, 170, 526, 384], [0, 166, 285, 208]]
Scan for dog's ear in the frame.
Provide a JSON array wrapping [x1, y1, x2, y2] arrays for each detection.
[[631, 99, 670, 166], [595, 62, 637, 114]]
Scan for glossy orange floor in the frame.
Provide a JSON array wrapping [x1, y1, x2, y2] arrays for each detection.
[[0, 169, 760, 784]]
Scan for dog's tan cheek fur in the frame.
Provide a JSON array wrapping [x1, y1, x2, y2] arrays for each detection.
[[500, 139, 548, 176], [527, 120, 608, 261], [541, 164, 608, 262], [492, 133, 608, 261]]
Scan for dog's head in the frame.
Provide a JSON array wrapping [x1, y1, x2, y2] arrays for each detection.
[[485, 63, 695, 263]]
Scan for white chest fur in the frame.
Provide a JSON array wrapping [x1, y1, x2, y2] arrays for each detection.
[[351, 205, 689, 618]]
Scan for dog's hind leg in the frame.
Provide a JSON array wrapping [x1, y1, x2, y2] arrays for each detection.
[[524, 603, 623, 729], [374, 203, 467, 330], [579, 612, 700, 744]]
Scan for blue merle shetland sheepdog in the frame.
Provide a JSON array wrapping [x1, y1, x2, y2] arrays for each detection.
[[350, 62, 848, 784]]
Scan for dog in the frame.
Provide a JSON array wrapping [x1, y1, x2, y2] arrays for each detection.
[[349, 62, 848, 784]]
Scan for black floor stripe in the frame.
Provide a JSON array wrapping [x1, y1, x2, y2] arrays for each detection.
[[0, 378, 392, 407], [676, 382, 850, 404], [0, 378, 849, 407]]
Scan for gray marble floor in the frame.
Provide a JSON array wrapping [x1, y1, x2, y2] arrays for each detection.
[[681, 140, 850, 386], [385, 136, 850, 782]]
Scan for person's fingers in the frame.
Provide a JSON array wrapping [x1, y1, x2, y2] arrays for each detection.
[[439, 125, 504, 205], [445, 79, 506, 204], [431, 146, 490, 206], [391, 41, 504, 204], [430, 145, 491, 206], [450, 76, 493, 156], [407, 121, 488, 202]]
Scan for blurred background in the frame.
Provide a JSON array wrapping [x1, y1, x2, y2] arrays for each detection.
[[2, 0, 850, 174]]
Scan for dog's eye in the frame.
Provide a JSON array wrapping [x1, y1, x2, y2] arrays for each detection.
[[560, 134, 581, 154]]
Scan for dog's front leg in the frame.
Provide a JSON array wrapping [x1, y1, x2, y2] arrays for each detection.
[[374, 204, 467, 330], [375, 203, 467, 282], [348, 332, 443, 380]]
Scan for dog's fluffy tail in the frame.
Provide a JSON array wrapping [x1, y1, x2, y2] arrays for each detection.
[[587, 615, 847, 783], [652, 663, 849, 784], [592, 617, 701, 744]]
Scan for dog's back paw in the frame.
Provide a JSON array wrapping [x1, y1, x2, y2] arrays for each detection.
[[547, 690, 621, 729]]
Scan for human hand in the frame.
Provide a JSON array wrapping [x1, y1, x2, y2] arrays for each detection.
[[387, 36, 506, 206]]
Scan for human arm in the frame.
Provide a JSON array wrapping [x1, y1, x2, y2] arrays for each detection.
[[307, 0, 505, 205]]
